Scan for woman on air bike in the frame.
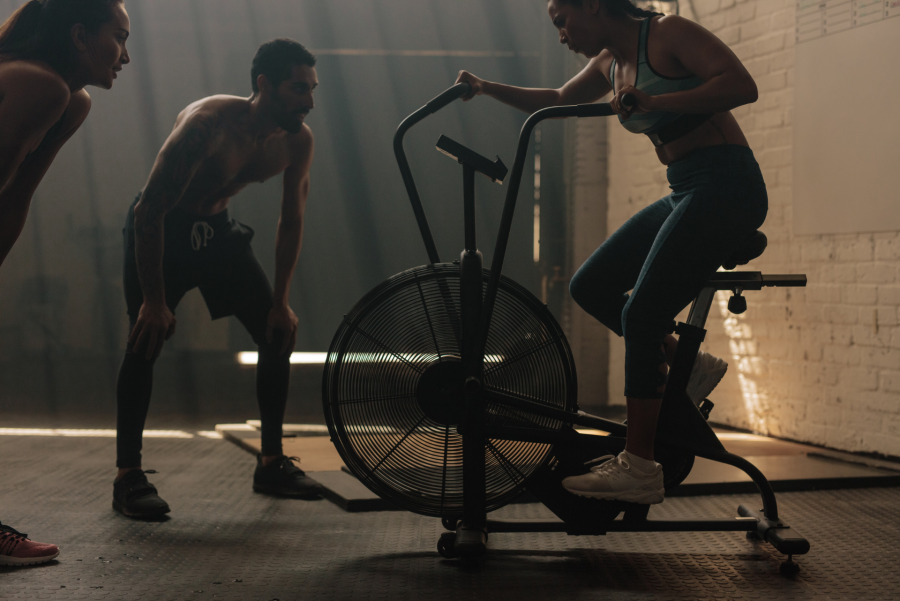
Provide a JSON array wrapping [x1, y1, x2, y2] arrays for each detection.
[[456, 0, 765, 505]]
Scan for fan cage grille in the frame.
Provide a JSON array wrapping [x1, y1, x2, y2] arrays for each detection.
[[323, 264, 577, 517]]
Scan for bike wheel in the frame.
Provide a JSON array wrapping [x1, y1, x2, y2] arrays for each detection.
[[323, 263, 577, 517]]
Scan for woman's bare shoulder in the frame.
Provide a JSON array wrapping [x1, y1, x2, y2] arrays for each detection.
[[652, 14, 709, 39], [0, 60, 70, 106], [592, 49, 615, 80]]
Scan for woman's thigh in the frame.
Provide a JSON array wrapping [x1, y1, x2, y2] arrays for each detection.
[[570, 196, 674, 332], [623, 182, 767, 336]]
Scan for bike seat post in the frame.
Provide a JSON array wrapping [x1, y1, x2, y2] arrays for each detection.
[[686, 286, 717, 329], [665, 285, 716, 400]]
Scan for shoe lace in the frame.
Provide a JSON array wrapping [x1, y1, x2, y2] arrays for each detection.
[[118, 469, 160, 499], [585, 454, 629, 475], [0, 523, 27, 554], [281, 456, 305, 474], [0, 522, 26, 539]]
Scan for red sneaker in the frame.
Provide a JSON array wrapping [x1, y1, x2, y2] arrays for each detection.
[[0, 522, 60, 566]]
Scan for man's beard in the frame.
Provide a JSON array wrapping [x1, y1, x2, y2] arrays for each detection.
[[275, 110, 303, 134], [273, 93, 304, 134]]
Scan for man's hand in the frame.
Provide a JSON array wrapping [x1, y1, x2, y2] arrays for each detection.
[[455, 71, 486, 101], [266, 305, 298, 356], [128, 302, 177, 360]]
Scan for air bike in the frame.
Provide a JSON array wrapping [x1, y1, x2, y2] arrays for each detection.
[[323, 83, 810, 574]]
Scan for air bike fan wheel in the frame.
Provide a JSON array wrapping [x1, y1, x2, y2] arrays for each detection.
[[323, 263, 577, 517]]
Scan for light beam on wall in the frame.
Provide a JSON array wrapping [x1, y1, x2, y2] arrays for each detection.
[[715, 290, 768, 432]]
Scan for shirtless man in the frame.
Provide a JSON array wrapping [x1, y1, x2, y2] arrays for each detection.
[[113, 38, 322, 518]]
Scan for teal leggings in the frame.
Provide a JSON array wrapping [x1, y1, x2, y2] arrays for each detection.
[[569, 145, 768, 399]]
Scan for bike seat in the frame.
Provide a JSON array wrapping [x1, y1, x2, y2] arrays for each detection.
[[722, 231, 767, 270]]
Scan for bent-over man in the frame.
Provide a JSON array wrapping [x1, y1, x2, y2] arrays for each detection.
[[114, 39, 321, 518]]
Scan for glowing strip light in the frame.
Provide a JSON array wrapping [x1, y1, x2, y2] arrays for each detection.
[[0, 428, 194, 438], [245, 421, 328, 434], [237, 352, 327, 365], [237, 352, 504, 365], [309, 49, 539, 58], [716, 432, 769, 441]]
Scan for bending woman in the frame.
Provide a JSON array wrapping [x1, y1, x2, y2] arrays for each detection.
[[0, 0, 130, 565], [456, 0, 765, 504]]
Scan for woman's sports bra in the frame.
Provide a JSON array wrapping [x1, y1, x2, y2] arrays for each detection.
[[610, 17, 712, 146]]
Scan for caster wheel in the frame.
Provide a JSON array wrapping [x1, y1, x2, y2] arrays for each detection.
[[780, 560, 800, 576], [441, 517, 458, 531], [437, 532, 457, 559], [746, 531, 762, 541]]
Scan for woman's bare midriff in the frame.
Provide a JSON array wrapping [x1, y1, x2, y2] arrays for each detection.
[[654, 111, 749, 165]]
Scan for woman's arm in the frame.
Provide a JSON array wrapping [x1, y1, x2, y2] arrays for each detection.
[[0, 66, 71, 193], [456, 52, 614, 114], [0, 71, 79, 267], [614, 16, 757, 116]]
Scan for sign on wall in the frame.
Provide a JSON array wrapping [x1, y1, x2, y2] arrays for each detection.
[[793, 1, 900, 234]]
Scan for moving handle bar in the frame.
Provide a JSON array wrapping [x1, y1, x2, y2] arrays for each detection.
[[391, 84, 633, 359], [393, 85, 633, 267], [394, 82, 474, 265], [474, 100, 621, 360]]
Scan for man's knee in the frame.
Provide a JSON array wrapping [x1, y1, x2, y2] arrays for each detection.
[[257, 340, 290, 366], [121, 349, 157, 368]]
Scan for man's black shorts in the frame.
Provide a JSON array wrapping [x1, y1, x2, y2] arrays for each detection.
[[123, 193, 273, 325]]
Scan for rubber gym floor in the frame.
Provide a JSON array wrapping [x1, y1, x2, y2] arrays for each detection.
[[2, 418, 899, 601]]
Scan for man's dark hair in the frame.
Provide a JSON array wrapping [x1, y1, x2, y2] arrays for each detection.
[[251, 38, 316, 94]]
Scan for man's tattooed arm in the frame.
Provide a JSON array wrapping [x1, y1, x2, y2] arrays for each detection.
[[133, 111, 219, 306]]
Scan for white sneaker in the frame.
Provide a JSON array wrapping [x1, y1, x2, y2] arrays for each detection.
[[685, 351, 728, 404], [561, 453, 664, 504]]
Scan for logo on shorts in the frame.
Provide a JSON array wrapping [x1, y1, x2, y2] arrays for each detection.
[[191, 221, 214, 251]]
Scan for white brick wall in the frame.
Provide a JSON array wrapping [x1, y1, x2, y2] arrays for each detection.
[[599, 0, 900, 456]]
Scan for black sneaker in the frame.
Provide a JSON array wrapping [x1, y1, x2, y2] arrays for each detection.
[[253, 455, 324, 499], [113, 470, 171, 519]]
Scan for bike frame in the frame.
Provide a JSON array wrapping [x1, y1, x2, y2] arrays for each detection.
[[393, 85, 809, 563]]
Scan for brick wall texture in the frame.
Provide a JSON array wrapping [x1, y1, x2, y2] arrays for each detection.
[[602, 0, 900, 456]]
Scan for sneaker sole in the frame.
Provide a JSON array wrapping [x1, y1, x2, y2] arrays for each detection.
[[687, 364, 728, 403], [0, 551, 60, 566], [112, 499, 171, 519], [252, 484, 323, 500], [567, 488, 665, 504]]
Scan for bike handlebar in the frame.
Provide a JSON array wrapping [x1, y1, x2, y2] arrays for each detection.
[[425, 82, 473, 114], [475, 102, 617, 357], [394, 82, 473, 265]]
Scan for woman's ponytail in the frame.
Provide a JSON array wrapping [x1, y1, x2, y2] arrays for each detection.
[[555, 0, 664, 19], [614, 0, 664, 19], [0, 0, 45, 59]]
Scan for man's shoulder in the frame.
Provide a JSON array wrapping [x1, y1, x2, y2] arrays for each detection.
[[176, 95, 245, 127], [288, 123, 314, 153]]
